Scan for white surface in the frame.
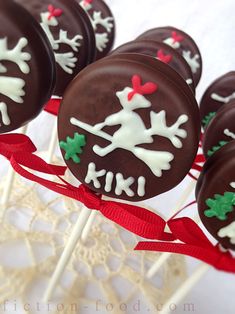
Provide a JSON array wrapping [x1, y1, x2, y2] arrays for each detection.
[[5, 0, 235, 313]]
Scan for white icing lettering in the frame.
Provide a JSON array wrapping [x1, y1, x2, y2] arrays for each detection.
[[218, 222, 235, 245], [137, 176, 146, 197], [85, 163, 146, 197], [115, 173, 135, 197], [40, 11, 83, 74], [85, 162, 106, 188], [105, 171, 114, 192]]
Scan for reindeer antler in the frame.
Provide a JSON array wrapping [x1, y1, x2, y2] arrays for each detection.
[[157, 49, 173, 64], [172, 31, 184, 44], [128, 75, 158, 101], [48, 4, 63, 20]]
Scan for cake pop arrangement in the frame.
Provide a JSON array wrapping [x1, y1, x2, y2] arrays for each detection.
[[111, 39, 195, 92], [137, 26, 202, 86]]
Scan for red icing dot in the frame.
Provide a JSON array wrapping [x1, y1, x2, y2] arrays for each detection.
[[128, 75, 158, 101]]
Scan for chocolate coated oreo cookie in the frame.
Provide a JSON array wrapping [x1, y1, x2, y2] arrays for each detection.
[[111, 39, 195, 92], [0, 0, 55, 132], [200, 72, 235, 129], [137, 26, 202, 86], [197, 141, 235, 250], [16, 0, 96, 96], [202, 101, 235, 158], [79, 0, 115, 60], [58, 54, 200, 201]]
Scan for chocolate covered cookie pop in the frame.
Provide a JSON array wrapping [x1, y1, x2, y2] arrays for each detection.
[[202, 101, 235, 158], [197, 141, 235, 250], [0, 0, 55, 133], [200, 72, 235, 129], [137, 26, 202, 86], [16, 0, 96, 96], [58, 53, 200, 201], [111, 40, 195, 92], [79, 0, 115, 60]]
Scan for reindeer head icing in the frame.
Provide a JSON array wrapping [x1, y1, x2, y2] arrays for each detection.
[[116, 75, 158, 110]]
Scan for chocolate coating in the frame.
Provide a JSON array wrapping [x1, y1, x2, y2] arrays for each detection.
[[200, 72, 235, 129], [202, 101, 235, 158], [111, 40, 195, 93], [78, 0, 115, 60], [58, 53, 200, 201], [137, 26, 202, 86], [16, 0, 96, 96], [0, 0, 55, 133], [197, 141, 235, 250]]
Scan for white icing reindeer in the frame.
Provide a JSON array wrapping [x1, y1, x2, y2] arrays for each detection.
[[80, 0, 114, 52], [40, 5, 83, 74], [0, 37, 31, 126], [71, 75, 188, 177]]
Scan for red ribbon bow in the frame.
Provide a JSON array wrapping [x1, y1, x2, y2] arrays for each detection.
[[0, 134, 174, 241]]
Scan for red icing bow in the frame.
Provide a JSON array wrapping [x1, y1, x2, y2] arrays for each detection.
[[128, 75, 158, 101], [83, 0, 93, 5], [172, 31, 184, 43], [157, 49, 173, 64], [48, 5, 63, 20]]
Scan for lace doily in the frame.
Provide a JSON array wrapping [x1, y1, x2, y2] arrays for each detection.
[[0, 171, 187, 314]]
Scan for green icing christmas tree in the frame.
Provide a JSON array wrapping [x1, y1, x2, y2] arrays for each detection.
[[60, 132, 86, 164], [207, 141, 228, 157], [204, 192, 235, 220], [202, 111, 216, 129]]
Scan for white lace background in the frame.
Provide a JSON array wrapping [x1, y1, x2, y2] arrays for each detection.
[[0, 0, 234, 313]]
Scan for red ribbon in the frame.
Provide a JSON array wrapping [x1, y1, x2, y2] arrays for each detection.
[[135, 216, 235, 274], [0, 133, 175, 241], [3, 134, 233, 274], [44, 98, 61, 116]]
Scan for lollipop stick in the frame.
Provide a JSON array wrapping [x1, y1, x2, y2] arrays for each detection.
[[43, 205, 92, 302], [46, 122, 58, 163], [0, 125, 28, 216], [160, 263, 210, 314], [81, 210, 97, 242], [146, 179, 196, 278]]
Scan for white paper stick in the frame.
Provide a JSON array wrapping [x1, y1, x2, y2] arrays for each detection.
[[160, 263, 210, 314], [0, 125, 28, 216], [146, 179, 196, 278], [46, 122, 58, 163], [43, 205, 92, 302], [81, 210, 97, 242]]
